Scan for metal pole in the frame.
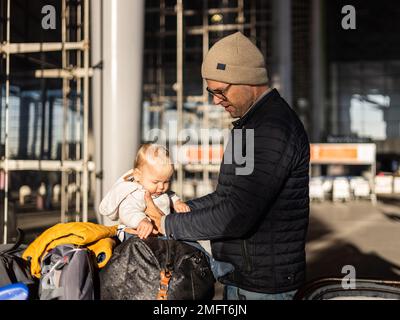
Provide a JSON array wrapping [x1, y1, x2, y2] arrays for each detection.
[[311, 0, 325, 142], [91, 0, 104, 224], [260, 1, 267, 68], [238, 0, 245, 33], [330, 63, 338, 135], [176, 0, 184, 198], [272, 0, 292, 106], [158, 0, 165, 133], [202, 0, 210, 189], [100, 0, 144, 225], [82, 0, 90, 222], [61, 0, 68, 223], [371, 146, 377, 206], [3, 0, 11, 244], [75, 0, 82, 221], [250, 0, 257, 40]]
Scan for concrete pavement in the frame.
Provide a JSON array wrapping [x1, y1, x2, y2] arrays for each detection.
[[307, 199, 400, 281]]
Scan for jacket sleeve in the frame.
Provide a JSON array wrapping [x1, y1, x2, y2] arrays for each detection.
[[185, 192, 218, 210], [118, 193, 148, 228], [165, 124, 295, 241]]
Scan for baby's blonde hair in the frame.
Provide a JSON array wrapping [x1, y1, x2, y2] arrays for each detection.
[[134, 143, 173, 169]]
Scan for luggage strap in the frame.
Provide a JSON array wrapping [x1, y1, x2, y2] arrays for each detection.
[[156, 269, 172, 300], [0, 228, 24, 255]]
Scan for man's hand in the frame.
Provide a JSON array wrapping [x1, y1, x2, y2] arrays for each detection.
[[173, 200, 190, 213], [144, 191, 165, 234]]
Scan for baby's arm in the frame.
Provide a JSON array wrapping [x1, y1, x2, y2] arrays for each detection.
[[119, 193, 157, 239], [119, 193, 148, 228], [168, 191, 190, 213]]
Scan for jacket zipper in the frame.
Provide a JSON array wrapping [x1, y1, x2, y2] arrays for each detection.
[[242, 240, 251, 272]]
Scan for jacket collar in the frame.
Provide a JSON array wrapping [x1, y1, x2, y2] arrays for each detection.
[[232, 88, 279, 128]]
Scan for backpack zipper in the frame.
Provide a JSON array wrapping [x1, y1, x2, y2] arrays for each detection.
[[157, 241, 173, 300]]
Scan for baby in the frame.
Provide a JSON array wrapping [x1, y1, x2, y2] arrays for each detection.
[[99, 144, 190, 240]]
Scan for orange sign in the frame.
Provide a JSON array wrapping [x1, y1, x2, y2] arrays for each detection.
[[311, 145, 358, 162], [310, 144, 375, 164], [176, 143, 375, 165], [184, 145, 224, 164]]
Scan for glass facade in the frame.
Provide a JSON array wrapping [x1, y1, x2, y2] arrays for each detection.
[[330, 61, 400, 141], [326, 0, 400, 144]]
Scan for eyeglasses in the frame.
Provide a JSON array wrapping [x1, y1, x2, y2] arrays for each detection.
[[206, 84, 231, 101]]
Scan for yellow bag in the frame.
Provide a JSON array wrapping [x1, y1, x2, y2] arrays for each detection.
[[23, 222, 118, 278]]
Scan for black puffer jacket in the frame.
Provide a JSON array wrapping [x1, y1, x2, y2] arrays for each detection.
[[165, 89, 310, 293]]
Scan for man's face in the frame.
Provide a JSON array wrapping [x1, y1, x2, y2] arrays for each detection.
[[206, 79, 254, 118]]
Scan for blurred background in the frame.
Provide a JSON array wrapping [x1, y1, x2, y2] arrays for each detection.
[[1, 0, 400, 287]]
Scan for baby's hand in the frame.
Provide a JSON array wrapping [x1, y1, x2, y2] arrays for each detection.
[[136, 218, 154, 239], [173, 200, 191, 213]]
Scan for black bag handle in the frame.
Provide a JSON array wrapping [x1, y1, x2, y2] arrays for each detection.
[[0, 228, 25, 255]]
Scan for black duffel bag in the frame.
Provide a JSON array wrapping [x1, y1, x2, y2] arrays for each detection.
[[99, 236, 215, 300], [0, 229, 38, 298]]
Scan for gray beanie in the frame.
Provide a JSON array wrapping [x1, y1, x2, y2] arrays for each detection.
[[201, 32, 268, 85]]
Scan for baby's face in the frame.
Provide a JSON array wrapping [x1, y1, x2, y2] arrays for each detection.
[[135, 164, 173, 196]]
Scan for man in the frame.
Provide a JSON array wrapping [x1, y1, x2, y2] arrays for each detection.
[[145, 32, 310, 300]]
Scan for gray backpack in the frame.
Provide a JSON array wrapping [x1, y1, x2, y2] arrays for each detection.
[[39, 244, 98, 300]]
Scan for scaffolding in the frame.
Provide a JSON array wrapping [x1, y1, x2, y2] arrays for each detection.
[[143, 0, 272, 199], [0, 0, 93, 243]]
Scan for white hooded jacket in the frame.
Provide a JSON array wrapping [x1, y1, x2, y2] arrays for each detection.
[[99, 169, 179, 228]]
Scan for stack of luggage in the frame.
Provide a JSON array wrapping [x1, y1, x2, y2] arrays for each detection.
[[0, 222, 215, 300]]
